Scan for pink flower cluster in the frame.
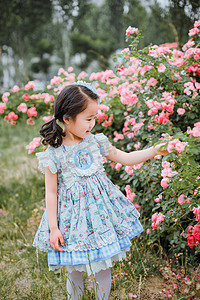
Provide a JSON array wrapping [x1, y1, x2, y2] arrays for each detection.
[[126, 26, 138, 36], [187, 225, 200, 249], [193, 205, 200, 221], [167, 139, 187, 153], [187, 122, 200, 137], [125, 185, 136, 202], [4, 112, 18, 125], [178, 194, 190, 205], [26, 137, 41, 154], [25, 81, 36, 90], [152, 212, 165, 229], [160, 161, 178, 188], [27, 107, 37, 118], [154, 194, 162, 203], [17, 103, 27, 113]]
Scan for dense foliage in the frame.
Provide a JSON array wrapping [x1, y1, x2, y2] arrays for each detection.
[[1, 22, 200, 264]]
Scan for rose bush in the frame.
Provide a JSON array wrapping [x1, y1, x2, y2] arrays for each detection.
[[1, 22, 200, 261]]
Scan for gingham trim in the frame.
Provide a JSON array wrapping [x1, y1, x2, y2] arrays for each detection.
[[48, 220, 143, 267]]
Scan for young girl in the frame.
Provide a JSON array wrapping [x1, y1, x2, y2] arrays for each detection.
[[33, 82, 167, 299]]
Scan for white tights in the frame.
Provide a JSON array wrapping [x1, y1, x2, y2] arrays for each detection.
[[66, 268, 111, 300]]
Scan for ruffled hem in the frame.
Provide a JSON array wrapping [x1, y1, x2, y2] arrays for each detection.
[[49, 248, 129, 276]]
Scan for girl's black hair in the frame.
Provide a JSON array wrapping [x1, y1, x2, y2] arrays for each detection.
[[40, 85, 99, 148]]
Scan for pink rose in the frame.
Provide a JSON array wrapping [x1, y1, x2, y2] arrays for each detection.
[[178, 194, 186, 205], [25, 81, 36, 90], [194, 21, 200, 28], [126, 26, 138, 36], [22, 94, 29, 101], [177, 108, 185, 115], [0, 102, 6, 113], [187, 234, 196, 248], [27, 106, 37, 117], [162, 161, 171, 169], [17, 103, 27, 113], [115, 163, 122, 171], [157, 63, 166, 73], [193, 205, 200, 221], [13, 85, 20, 92], [193, 225, 200, 241], [161, 178, 169, 188], [188, 27, 199, 37], [8, 112, 18, 121]]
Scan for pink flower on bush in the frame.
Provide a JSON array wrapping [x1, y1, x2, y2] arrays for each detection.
[[26, 137, 41, 154], [178, 194, 187, 205], [77, 71, 88, 80], [193, 224, 200, 241], [27, 118, 35, 125], [27, 107, 37, 117], [152, 212, 165, 229], [161, 178, 169, 188], [187, 234, 197, 248], [177, 108, 185, 115], [126, 26, 138, 36], [50, 76, 62, 85], [25, 81, 36, 90], [113, 131, 124, 142], [125, 185, 136, 202], [147, 77, 157, 87], [115, 163, 122, 171], [167, 139, 187, 153], [43, 116, 53, 122], [99, 104, 109, 112], [187, 122, 200, 137], [121, 88, 138, 105], [158, 63, 166, 73], [17, 103, 27, 113], [8, 112, 18, 121], [2, 92, 10, 103], [22, 94, 30, 101], [193, 205, 200, 221], [188, 27, 199, 37], [154, 194, 162, 203], [13, 85, 20, 92], [0, 102, 6, 113]]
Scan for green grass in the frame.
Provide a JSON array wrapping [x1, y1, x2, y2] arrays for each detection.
[[0, 120, 199, 299]]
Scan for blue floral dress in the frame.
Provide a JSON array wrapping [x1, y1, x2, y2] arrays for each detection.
[[33, 133, 143, 275]]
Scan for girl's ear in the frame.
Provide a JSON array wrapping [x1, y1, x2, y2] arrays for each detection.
[[63, 115, 71, 125]]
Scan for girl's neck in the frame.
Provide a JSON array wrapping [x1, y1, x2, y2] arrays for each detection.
[[62, 131, 83, 146]]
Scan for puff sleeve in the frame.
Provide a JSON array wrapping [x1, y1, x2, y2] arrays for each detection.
[[36, 146, 59, 174], [94, 133, 110, 157]]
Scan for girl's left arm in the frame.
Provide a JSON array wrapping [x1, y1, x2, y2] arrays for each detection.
[[106, 144, 167, 166]]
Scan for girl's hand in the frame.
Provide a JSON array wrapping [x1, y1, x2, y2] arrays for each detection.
[[50, 228, 65, 251], [154, 143, 168, 156]]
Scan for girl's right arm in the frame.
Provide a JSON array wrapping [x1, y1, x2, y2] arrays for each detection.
[[45, 167, 64, 251]]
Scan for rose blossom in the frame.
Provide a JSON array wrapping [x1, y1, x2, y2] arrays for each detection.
[[158, 63, 166, 73], [27, 107, 37, 117], [17, 103, 27, 113], [177, 108, 185, 115], [188, 27, 199, 37], [193, 205, 200, 221], [13, 85, 20, 92], [193, 224, 200, 241], [126, 26, 138, 36], [187, 234, 196, 248]]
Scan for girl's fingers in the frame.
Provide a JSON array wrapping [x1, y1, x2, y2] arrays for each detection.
[[59, 234, 65, 246], [50, 239, 64, 251]]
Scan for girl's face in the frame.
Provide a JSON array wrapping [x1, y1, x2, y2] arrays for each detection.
[[64, 99, 98, 142]]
